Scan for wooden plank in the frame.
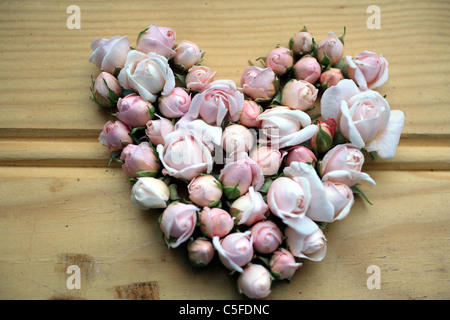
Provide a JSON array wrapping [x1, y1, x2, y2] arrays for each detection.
[[0, 167, 448, 299], [0, 0, 449, 136]]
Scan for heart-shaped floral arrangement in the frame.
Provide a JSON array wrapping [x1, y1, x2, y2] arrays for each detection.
[[89, 24, 405, 299]]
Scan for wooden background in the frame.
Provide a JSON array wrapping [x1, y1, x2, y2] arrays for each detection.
[[0, 0, 449, 300]]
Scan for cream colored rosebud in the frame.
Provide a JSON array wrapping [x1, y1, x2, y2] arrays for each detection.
[[130, 177, 170, 210]]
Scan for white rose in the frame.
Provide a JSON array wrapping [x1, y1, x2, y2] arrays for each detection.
[[130, 177, 170, 210]]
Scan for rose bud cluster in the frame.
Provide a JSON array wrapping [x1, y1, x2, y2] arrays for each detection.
[[90, 24, 404, 300]]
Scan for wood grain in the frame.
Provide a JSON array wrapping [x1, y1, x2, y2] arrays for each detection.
[[0, 0, 448, 300]]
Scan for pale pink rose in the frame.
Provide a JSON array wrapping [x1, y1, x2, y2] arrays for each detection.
[[317, 32, 344, 66], [320, 143, 375, 187], [136, 24, 176, 58], [293, 56, 321, 84], [249, 145, 285, 176], [285, 145, 317, 167], [185, 66, 216, 92], [89, 36, 130, 74], [219, 153, 265, 200], [160, 202, 199, 248], [118, 51, 175, 103], [281, 79, 318, 111], [212, 231, 253, 273], [120, 142, 160, 178], [251, 220, 283, 254], [265, 46, 294, 75], [239, 100, 262, 128], [181, 80, 244, 126], [269, 248, 302, 280], [92, 72, 122, 107], [158, 87, 191, 119], [346, 51, 388, 90], [240, 66, 277, 101], [237, 264, 272, 299], [230, 187, 269, 226], [199, 207, 234, 239], [173, 119, 223, 152], [291, 31, 313, 55], [130, 177, 170, 210], [116, 94, 153, 127], [321, 79, 405, 159], [188, 239, 215, 267], [98, 120, 133, 151], [267, 176, 311, 224], [173, 40, 204, 70], [222, 124, 255, 155], [157, 127, 216, 181], [257, 106, 316, 149], [323, 181, 354, 221], [145, 116, 175, 146], [319, 68, 343, 88], [188, 174, 223, 208], [284, 216, 327, 261]]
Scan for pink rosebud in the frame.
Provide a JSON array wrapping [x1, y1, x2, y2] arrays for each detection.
[[265, 46, 294, 75], [160, 202, 199, 248], [222, 124, 255, 155], [281, 79, 318, 111], [116, 94, 154, 127], [267, 176, 311, 223], [187, 239, 215, 267], [285, 216, 327, 261], [182, 80, 244, 126], [240, 66, 277, 101], [213, 231, 253, 273], [237, 264, 272, 299], [251, 220, 283, 254], [136, 24, 176, 58], [185, 66, 216, 92], [92, 72, 122, 107], [257, 106, 317, 149], [291, 31, 313, 55], [98, 120, 133, 151], [173, 40, 204, 71], [188, 175, 223, 208], [145, 117, 175, 146], [293, 56, 321, 84], [239, 100, 262, 128], [118, 51, 175, 103], [310, 119, 337, 154], [219, 153, 265, 200], [249, 145, 285, 176], [158, 87, 191, 119], [319, 68, 344, 88], [322, 181, 354, 221], [269, 248, 302, 280], [317, 32, 344, 66], [199, 207, 234, 239], [120, 142, 160, 178], [346, 51, 388, 90], [230, 187, 269, 227], [89, 36, 130, 74], [320, 143, 375, 187], [285, 145, 317, 167]]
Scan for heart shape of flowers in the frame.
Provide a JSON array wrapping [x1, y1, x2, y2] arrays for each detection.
[[90, 24, 405, 299]]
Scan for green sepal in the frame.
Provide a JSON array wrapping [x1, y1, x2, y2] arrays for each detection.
[[314, 122, 333, 154], [351, 184, 373, 205], [136, 27, 149, 43], [258, 178, 273, 194], [108, 150, 123, 167], [224, 184, 241, 200], [168, 184, 180, 201], [288, 37, 294, 50], [136, 171, 158, 178], [319, 52, 331, 67], [208, 199, 221, 208], [338, 26, 346, 46]]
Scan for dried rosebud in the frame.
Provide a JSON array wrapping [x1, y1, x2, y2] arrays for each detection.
[[230, 187, 269, 227], [237, 264, 272, 299], [322, 181, 354, 221], [239, 100, 262, 128], [285, 145, 317, 167], [293, 56, 321, 84], [116, 94, 154, 127], [130, 177, 170, 210], [136, 24, 176, 58], [319, 68, 343, 88], [98, 120, 133, 151], [120, 142, 160, 178], [199, 207, 234, 239], [92, 72, 122, 107], [251, 220, 283, 254], [213, 231, 253, 273], [145, 117, 175, 146], [240, 66, 277, 101], [317, 32, 344, 66], [281, 79, 318, 111], [158, 87, 191, 119], [187, 238, 215, 267], [222, 124, 255, 155], [265, 46, 294, 76], [249, 145, 284, 176], [173, 40, 204, 71], [89, 36, 130, 74], [269, 248, 302, 280], [291, 31, 313, 55], [188, 175, 223, 208], [160, 202, 199, 248], [346, 51, 388, 90], [185, 66, 216, 92]]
